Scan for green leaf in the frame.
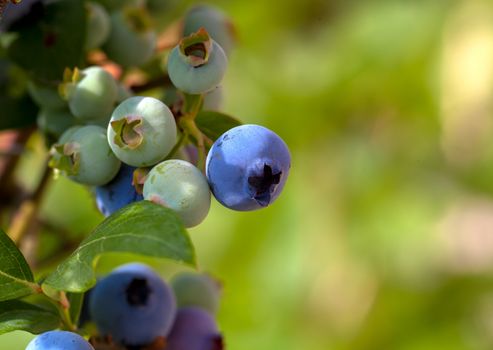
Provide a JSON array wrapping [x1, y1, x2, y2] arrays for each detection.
[[43, 201, 196, 292], [0, 230, 39, 302], [0, 300, 60, 335], [6, 0, 86, 81], [195, 110, 242, 141]]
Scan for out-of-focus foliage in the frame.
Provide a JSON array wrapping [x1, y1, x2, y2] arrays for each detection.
[[5, 0, 493, 349]]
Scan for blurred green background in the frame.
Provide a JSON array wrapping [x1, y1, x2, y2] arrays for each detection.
[[6, 0, 493, 349]]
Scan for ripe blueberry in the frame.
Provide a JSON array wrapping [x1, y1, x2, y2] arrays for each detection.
[[95, 163, 143, 217], [26, 331, 94, 350], [107, 96, 177, 167], [167, 28, 228, 94], [166, 307, 224, 350], [143, 159, 211, 228], [89, 263, 176, 346], [206, 124, 291, 211]]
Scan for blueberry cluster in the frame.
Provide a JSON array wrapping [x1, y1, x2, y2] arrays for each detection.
[[26, 264, 223, 350], [49, 83, 290, 225], [41, 7, 291, 227], [20, 2, 291, 349]]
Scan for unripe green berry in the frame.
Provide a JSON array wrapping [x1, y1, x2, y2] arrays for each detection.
[[103, 7, 156, 67], [50, 125, 121, 186], [62, 66, 118, 122], [107, 96, 177, 167], [143, 160, 211, 227], [167, 29, 228, 94]]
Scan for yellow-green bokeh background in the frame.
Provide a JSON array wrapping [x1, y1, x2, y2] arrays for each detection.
[[6, 0, 493, 349]]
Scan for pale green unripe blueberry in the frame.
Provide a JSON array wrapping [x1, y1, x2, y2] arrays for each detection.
[[143, 160, 211, 227], [167, 29, 228, 94], [85, 1, 111, 50], [64, 66, 118, 122], [107, 96, 177, 167], [103, 7, 156, 67], [50, 125, 121, 186]]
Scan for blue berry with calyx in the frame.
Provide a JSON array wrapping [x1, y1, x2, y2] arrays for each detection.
[[107, 96, 177, 167], [206, 124, 291, 211], [26, 331, 94, 350], [89, 263, 176, 347], [95, 163, 143, 217], [143, 159, 211, 228], [167, 28, 228, 94], [166, 307, 224, 350], [49, 125, 121, 186]]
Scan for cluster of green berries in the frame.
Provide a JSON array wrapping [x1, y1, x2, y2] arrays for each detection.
[[27, 264, 223, 350]]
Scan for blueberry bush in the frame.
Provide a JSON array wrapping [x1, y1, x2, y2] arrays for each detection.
[[0, 0, 291, 349]]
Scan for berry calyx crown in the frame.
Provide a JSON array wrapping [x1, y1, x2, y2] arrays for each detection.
[[179, 28, 213, 67]]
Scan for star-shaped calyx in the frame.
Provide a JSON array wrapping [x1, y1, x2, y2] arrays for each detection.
[[126, 278, 151, 306], [48, 143, 80, 176], [179, 27, 213, 67], [111, 116, 144, 149], [248, 163, 282, 207]]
